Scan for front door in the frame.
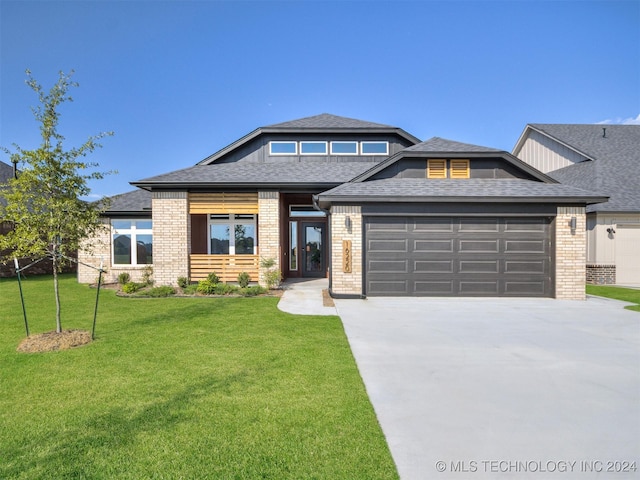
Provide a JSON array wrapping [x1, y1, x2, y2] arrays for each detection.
[[302, 222, 325, 277]]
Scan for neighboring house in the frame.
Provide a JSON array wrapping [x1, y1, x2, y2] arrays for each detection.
[[513, 124, 640, 285], [78, 114, 607, 299], [1, 160, 16, 276]]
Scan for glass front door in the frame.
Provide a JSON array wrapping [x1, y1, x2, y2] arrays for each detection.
[[302, 222, 325, 277]]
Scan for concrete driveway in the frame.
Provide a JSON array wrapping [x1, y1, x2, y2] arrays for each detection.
[[335, 296, 640, 479]]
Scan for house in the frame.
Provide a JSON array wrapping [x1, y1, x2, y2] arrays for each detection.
[[78, 114, 608, 299], [513, 124, 640, 285]]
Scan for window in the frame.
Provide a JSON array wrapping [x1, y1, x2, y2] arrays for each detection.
[[209, 214, 257, 255], [270, 141, 297, 155], [300, 141, 328, 155], [289, 205, 326, 217], [330, 141, 358, 155], [289, 221, 298, 270], [427, 159, 470, 179], [112, 219, 153, 265], [361, 141, 388, 155]]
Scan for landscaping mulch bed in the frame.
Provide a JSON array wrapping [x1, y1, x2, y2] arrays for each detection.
[[17, 329, 92, 353], [322, 289, 335, 307]]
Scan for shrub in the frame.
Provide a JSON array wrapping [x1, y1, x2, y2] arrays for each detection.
[[240, 286, 267, 297], [207, 272, 220, 284], [141, 286, 176, 297], [117, 272, 131, 285], [183, 284, 199, 295], [177, 276, 189, 290], [122, 282, 143, 294], [196, 279, 216, 295], [214, 283, 237, 295], [264, 269, 282, 290], [237, 272, 251, 288], [142, 265, 154, 286]]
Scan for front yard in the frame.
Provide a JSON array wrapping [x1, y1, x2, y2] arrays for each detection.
[[587, 284, 640, 312], [0, 274, 398, 479]]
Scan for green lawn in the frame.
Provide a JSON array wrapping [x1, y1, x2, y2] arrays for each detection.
[[586, 284, 640, 312], [0, 274, 398, 479]]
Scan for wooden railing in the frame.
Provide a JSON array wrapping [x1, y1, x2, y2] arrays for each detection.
[[190, 254, 260, 283]]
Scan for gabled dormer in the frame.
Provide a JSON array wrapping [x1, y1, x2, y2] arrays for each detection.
[[351, 137, 556, 183]]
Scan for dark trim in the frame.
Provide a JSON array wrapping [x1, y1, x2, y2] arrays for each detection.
[[104, 211, 152, 217], [131, 182, 345, 191], [329, 290, 366, 299], [361, 203, 559, 216]]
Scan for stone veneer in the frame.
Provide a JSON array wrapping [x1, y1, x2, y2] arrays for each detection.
[[555, 206, 587, 300], [257, 192, 280, 287], [152, 191, 189, 286], [330, 205, 362, 296]]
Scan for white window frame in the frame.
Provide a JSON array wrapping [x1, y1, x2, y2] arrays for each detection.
[[361, 141, 389, 155], [300, 141, 328, 155], [269, 141, 297, 155], [111, 219, 153, 266], [330, 141, 359, 155], [208, 214, 258, 255]]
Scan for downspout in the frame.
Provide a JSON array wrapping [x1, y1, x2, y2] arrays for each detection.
[[312, 194, 332, 293]]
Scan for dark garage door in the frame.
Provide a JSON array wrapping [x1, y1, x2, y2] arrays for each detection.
[[365, 216, 553, 297]]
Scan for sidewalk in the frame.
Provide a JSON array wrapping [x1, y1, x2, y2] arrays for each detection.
[[277, 278, 337, 316]]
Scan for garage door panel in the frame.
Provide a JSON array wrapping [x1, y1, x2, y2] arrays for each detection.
[[368, 280, 409, 295], [413, 217, 454, 232], [459, 239, 499, 253], [365, 216, 552, 297], [505, 240, 547, 254], [459, 281, 499, 294], [368, 260, 408, 274], [414, 260, 453, 273], [414, 281, 454, 294], [505, 260, 547, 274], [459, 260, 499, 273], [368, 239, 408, 253], [414, 239, 454, 252], [459, 218, 500, 232]]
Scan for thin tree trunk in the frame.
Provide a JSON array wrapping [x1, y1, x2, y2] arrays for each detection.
[[53, 253, 62, 333]]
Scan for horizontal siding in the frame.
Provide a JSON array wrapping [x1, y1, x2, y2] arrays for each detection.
[[190, 254, 259, 282], [189, 193, 259, 214]]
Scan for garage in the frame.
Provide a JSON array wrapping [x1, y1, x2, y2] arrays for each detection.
[[615, 224, 640, 284], [365, 216, 553, 297]]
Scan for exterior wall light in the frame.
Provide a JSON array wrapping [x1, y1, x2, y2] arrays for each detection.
[[345, 216, 352, 232], [570, 216, 577, 234]]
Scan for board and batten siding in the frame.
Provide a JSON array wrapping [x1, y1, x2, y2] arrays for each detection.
[[517, 130, 589, 173]]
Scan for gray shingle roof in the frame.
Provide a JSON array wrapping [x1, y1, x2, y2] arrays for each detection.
[[316, 178, 608, 205], [134, 162, 380, 187], [265, 113, 396, 130], [405, 137, 502, 153], [105, 189, 152, 214], [0, 160, 14, 183], [528, 124, 640, 212]]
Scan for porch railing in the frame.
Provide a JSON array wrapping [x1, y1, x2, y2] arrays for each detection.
[[190, 254, 260, 283]]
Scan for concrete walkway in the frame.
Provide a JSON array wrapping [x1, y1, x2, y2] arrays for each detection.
[[277, 278, 337, 316]]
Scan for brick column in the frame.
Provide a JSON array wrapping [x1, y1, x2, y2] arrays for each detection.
[[330, 205, 362, 296], [153, 191, 189, 286], [258, 191, 280, 287], [555, 206, 586, 299]]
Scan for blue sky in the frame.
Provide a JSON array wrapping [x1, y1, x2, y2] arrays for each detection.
[[1, 0, 638, 198]]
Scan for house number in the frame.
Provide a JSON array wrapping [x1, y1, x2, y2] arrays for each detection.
[[343, 240, 352, 273]]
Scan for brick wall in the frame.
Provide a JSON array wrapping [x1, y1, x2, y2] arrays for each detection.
[[152, 192, 189, 286], [555, 206, 586, 299], [330, 205, 362, 296], [258, 191, 280, 287], [586, 264, 616, 285]]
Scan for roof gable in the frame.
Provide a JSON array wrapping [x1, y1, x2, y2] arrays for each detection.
[[197, 113, 420, 165], [352, 137, 556, 183], [514, 124, 640, 212]]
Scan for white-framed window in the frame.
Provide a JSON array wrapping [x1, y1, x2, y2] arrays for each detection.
[[112, 219, 153, 265], [269, 141, 297, 155], [300, 141, 328, 155], [330, 141, 358, 155], [361, 141, 389, 155], [209, 214, 257, 255]]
